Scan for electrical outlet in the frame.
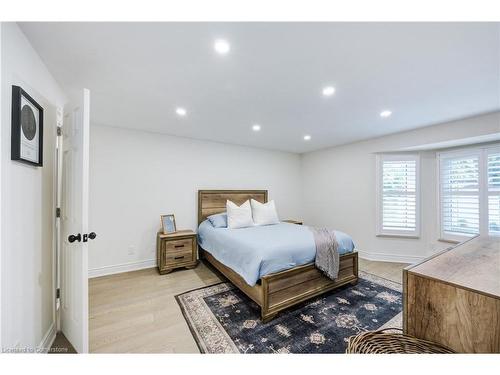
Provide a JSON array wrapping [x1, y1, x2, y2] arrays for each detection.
[[128, 245, 135, 255]]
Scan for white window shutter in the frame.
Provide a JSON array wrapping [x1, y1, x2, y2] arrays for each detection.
[[377, 155, 419, 237], [439, 153, 480, 238], [439, 146, 500, 240], [487, 150, 500, 235]]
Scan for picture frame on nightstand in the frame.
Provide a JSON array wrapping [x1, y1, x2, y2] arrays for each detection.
[[160, 214, 177, 234]]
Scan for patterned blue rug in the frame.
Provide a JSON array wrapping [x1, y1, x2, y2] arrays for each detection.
[[176, 271, 402, 353]]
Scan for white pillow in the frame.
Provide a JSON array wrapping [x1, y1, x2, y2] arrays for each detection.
[[226, 200, 254, 229], [251, 199, 280, 226]]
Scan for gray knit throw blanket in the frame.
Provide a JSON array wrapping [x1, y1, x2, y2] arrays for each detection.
[[310, 227, 340, 280]]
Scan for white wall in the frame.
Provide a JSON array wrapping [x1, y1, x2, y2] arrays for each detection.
[[301, 112, 500, 263], [90, 112, 500, 274], [88, 125, 303, 276], [0, 23, 66, 351]]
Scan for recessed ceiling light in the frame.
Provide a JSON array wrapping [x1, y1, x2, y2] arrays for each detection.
[[380, 110, 392, 118], [303, 135, 311, 141], [252, 124, 261, 132], [214, 39, 230, 54], [175, 107, 187, 117], [322, 86, 335, 97]]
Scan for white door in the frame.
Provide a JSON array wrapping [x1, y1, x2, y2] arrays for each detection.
[[60, 89, 90, 353]]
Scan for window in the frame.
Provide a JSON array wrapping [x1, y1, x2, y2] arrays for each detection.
[[439, 152, 480, 237], [488, 148, 500, 235], [438, 145, 500, 240], [376, 154, 420, 237]]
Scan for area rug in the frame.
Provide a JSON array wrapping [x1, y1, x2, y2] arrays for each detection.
[[176, 271, 402, 353]]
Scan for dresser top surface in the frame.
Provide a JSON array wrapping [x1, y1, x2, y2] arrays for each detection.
[[408, 236, 500, 298]]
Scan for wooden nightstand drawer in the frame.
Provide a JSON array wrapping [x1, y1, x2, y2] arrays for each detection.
[[165, 248, 194, 265], [164, 238, 193, 253]]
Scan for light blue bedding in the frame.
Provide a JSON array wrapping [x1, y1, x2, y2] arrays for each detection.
[[197, 221, 355, 286]]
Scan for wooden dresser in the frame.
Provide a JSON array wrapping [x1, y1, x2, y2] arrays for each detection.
[[403, 236, 500, 353], [156, 230, 198, 274]]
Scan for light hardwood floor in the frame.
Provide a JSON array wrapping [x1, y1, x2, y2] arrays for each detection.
[[89, 259, 408, 353], [358, 258, 408, 284]]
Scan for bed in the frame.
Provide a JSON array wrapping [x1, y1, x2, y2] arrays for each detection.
[[197, 190, 359, 322]]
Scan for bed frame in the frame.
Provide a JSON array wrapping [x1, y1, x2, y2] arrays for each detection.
[[198, 190, 359, 322]]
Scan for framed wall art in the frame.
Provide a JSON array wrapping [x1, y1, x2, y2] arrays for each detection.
[[11, 85, 44, 167], [161, 214, 177, 234]]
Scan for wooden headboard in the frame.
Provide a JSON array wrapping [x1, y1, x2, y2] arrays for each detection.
[[198, 190, 268, 224]]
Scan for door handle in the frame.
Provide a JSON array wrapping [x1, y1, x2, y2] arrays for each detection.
[[82, 232, 97, 242], [68, 233, 81, 243]]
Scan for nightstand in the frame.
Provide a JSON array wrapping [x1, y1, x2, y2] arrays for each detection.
[[156, 230, 198, 274], [283, 219, 303, 225]]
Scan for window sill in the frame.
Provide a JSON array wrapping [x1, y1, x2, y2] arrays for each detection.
[[376, 234, 420, 239], [437, 238, 461, 245]]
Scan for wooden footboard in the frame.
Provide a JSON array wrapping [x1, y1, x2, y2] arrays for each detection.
[[201, 248, 359, 322], [260, 252, 358, 321]]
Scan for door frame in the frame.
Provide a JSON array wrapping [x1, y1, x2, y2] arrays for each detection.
[[54, 106, 63, 332]]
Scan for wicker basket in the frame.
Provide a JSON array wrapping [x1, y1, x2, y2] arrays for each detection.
[[346, 328, 455, 354]]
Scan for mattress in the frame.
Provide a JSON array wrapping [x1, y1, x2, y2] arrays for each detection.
[[197, 220, 355, 286]]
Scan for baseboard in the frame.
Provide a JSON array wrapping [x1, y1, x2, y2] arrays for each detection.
[[38, 322, 56, 353], [88, 259, 156, 278], [356, 250, 425, 264]]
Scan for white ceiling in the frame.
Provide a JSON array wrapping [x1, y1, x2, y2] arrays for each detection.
[[19, 22, 500, 153]]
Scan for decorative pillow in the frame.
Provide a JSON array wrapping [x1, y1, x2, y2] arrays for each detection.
[[226, 200, 254, 229], [251, 199, 280, 226], [207, 213, 228, 228]]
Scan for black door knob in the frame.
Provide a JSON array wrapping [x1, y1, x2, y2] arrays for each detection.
[[68, 233, 81, 243], [88, 232, 97, 240]]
